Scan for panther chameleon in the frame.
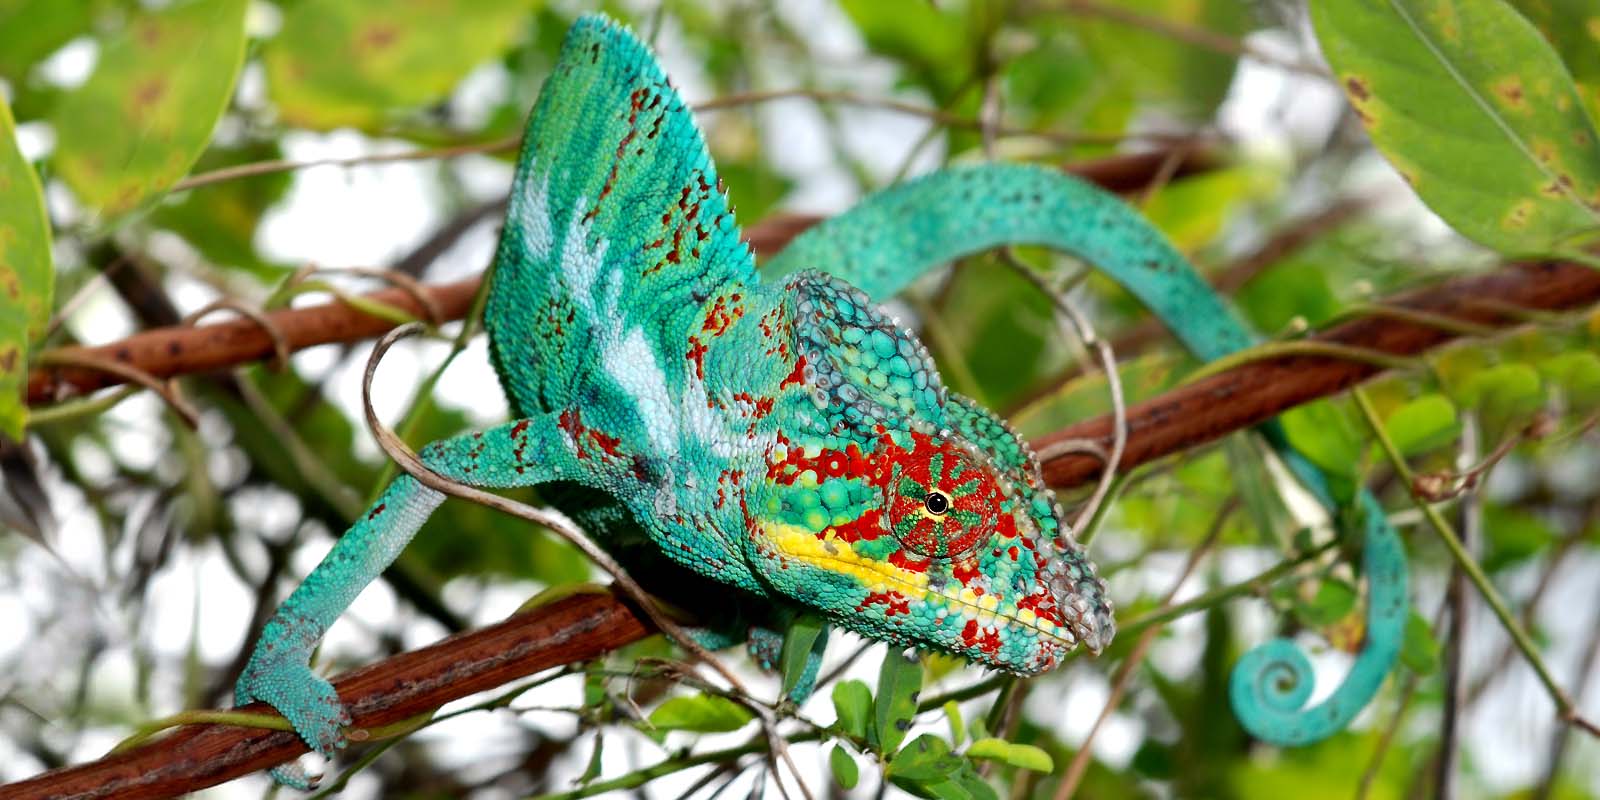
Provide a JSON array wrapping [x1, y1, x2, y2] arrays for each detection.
[[235, 14, 1408, 788]]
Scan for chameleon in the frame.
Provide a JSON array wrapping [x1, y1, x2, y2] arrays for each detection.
[[234, 13, 1407, 786]]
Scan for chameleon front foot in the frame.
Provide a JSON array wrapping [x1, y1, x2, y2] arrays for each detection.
[[235, 658, 352, 786]]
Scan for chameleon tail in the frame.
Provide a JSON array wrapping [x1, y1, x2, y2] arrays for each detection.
[[766, 162, 1408, 746]]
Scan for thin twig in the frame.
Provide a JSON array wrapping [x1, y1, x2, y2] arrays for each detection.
[[1053, 500, 1234, 799], [1000, 253, 1127, 535]]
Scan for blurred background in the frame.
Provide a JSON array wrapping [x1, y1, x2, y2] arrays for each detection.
[[1, 0, 1598, 797]]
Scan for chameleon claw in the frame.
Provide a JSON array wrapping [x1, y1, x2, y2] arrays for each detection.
[[268, 762, 324, 792]]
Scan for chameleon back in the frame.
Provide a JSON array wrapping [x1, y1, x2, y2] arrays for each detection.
[[485, 16, 755, 420]]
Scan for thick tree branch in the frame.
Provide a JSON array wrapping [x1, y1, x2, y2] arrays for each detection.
[[1033, 259, 1600, 486], [0, 591, 653, 800]]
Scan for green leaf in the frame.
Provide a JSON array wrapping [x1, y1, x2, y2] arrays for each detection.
[[873, 649, 923, 754], [888, 734, 998, 800], [1508, 0, 1600, 124], [1539, 350, 1600, 410], [944, 700, 965, 748], [1296, 579, 1358, 627], [0, 0, 94, 83], [780, 612, 827, 698], [888, 734, 960, 781], [1312, 0, 1600, 255], [831, 679, 872, 740], [965, 737, 1056, 773], [829, 744, 859, 790], [1482, 502, 1557, 571], [0, 100, 53, 439], [1237, 258, 1342, 335], [837, 0, 974, 101], [646, 694, 754, 733], [1384, 393, 1462, 456], [1401, 612, 1441, 674], [1459, 362, 1544, 435], [1280, 399, 1364, 480], [1140, 166, 1278, 253], [50, 0, 248, 216], [264, 0, 537, 130], [1076, 0, 1254, 119]]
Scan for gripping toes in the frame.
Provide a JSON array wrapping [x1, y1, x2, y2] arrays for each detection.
[[236, 658, 352, 767]]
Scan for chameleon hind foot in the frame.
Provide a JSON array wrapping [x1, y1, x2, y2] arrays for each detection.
[[235, 656, 351, 786]]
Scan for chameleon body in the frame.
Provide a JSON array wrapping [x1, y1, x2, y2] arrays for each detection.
[[236, 15, 1406, 783]]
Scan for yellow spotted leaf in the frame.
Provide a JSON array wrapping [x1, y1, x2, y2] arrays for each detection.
[[50, 0, 247, 217], [264, 0, 537, 131], [1508, 0, 1600, 125], [1312, 0, 1600, 256], [0, 101, 54, 438]]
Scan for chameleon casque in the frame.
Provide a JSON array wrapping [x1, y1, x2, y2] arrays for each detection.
[[236, 14, 1409, 786]]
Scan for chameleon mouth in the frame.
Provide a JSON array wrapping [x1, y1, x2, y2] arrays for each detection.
[[764, 523, 1107, 659]]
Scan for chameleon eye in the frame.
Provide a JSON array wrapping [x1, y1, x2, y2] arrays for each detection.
[[885, 448, 997, 560]]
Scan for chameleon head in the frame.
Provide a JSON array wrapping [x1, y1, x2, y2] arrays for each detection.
[[748, 272, 1114, 673]]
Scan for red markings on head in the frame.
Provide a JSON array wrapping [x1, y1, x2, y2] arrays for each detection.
[[961, 619, 1002, 654], [767, 441, 870, 486], [858, 591, 910, 617], [1015, 592, 1066, 628], [780, 355, 808, 389]]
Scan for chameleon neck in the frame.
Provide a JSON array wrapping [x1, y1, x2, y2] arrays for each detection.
[[767, 162, 1408, 746]]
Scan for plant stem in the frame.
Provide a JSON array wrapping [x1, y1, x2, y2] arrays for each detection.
[[1352, 389, 1587, 731]]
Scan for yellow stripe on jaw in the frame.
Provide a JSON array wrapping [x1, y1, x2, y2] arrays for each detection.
[[762, 522, 932, 598], [757, 521, 1073, 645]]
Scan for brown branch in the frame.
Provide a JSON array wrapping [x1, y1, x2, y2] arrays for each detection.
[[10, 260, 1600, 798], [0, 590, 654, 800], [25, 146, 1219, 406], [1034, 259, 1600, 486]]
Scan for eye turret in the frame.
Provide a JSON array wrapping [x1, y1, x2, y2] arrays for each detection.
[[885, 445, 997, 560]]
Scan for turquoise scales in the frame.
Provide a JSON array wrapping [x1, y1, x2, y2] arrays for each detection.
[[235, 14, 1408, 786]]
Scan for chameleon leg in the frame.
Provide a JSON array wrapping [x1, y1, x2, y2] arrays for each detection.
[[235, 412, 583, 787]]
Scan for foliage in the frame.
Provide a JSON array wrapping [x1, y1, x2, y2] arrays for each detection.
[[1, 0, 1599, 798]]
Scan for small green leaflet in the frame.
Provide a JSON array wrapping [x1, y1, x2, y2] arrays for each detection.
[[873, 649, 923, 753], [779, 612, 827, 698], [829, 744, 859, 790], [831, 679, 872, 740], [965, 737, 1056, 773], [646, 694, 753, 733]]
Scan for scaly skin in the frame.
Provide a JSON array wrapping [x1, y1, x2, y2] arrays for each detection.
[[764, 164, 1408, 746], [236, 14, 1405, 785]]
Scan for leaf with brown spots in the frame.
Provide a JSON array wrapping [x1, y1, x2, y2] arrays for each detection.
[[1313, 0, 1600, 255], [1508, 0, 1600, 125], [49, 0, 247, 217], [263, 0, 537, 131], [0, 100, 53, 438]]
